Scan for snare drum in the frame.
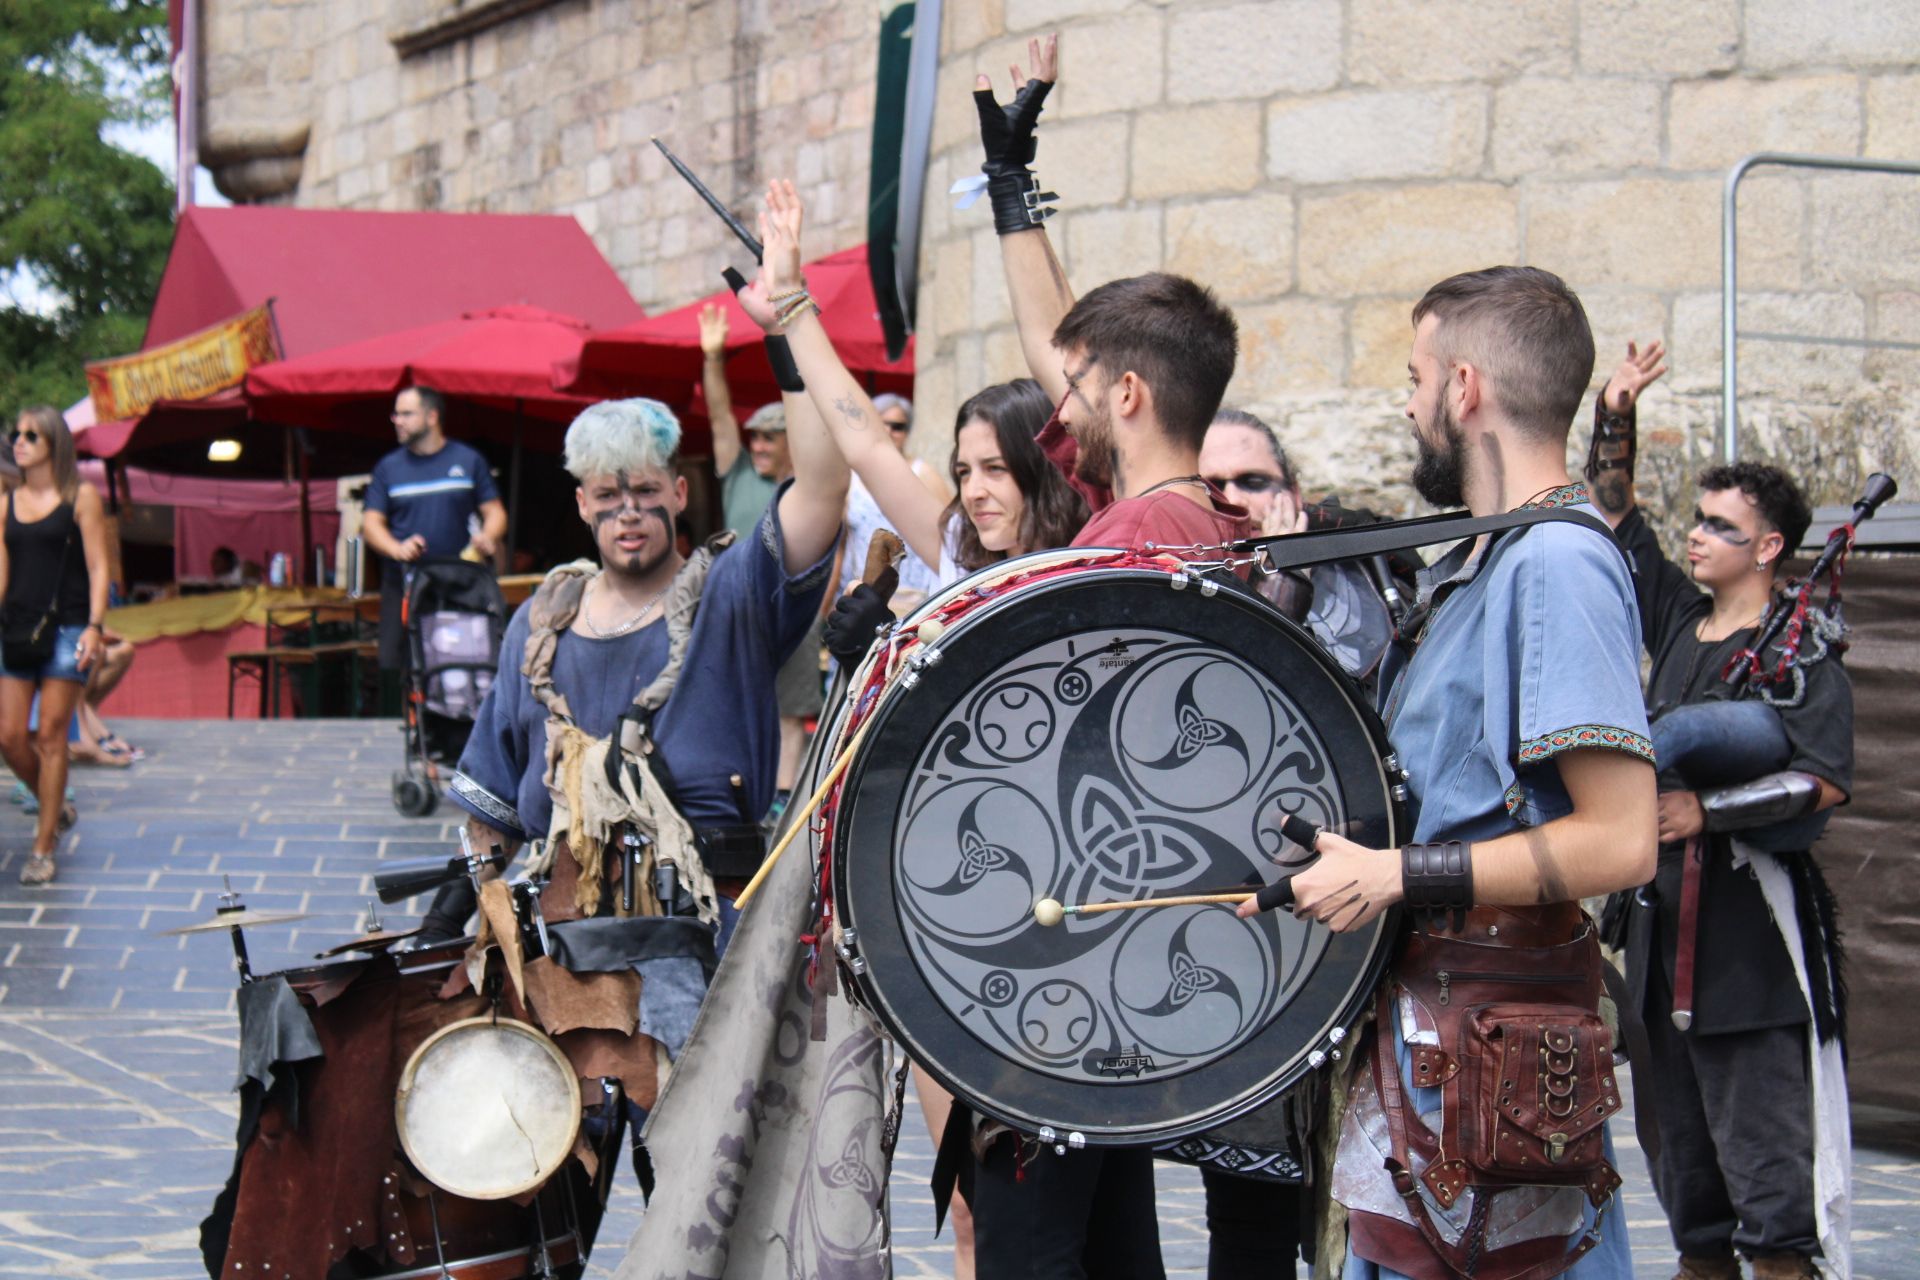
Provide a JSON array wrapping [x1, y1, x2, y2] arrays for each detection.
[[827, 551, 1402, 1146]]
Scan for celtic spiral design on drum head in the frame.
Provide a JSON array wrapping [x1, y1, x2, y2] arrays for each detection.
[[894, 629, 1343, 1084]]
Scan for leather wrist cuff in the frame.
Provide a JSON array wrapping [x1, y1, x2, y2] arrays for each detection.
[[1701, 770, 1821, 833], [986, 171, 1058, 236], [1401, 840, 1472, 931], [764, 334, 804, 393]]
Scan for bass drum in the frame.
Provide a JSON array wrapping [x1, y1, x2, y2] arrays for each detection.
[[831, 551, 1401, 1147]]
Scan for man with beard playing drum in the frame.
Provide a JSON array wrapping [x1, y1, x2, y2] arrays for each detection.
[[1237, 267, 1657, 1280], [443, 267, 846, 1192]]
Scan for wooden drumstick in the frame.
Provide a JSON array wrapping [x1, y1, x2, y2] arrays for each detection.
[[1032, 816, 1323, 926]]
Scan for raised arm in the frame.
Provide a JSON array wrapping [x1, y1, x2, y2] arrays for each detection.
[[701, 305, 744, 477], [978, 35, 1072, 402], [1584, 339, 1695, 652], [743, 184, 951, 568], [741, 183, 847, 573]]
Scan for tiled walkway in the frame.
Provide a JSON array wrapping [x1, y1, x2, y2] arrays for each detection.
[[1, 721, 1913, 1277]]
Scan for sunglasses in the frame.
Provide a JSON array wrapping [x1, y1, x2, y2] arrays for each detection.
[[9, 428, 40, 445], [1212, 472, 1288, 494]]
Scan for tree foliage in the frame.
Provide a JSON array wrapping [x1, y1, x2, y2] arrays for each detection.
[[1, 0, 174, 413]]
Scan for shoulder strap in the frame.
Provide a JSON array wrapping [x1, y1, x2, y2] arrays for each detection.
[[1238, 505, 1613, 574]]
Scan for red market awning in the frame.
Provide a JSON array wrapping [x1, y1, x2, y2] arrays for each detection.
[[79, 205, 642, 469], [557, 246, 913, 403], [245, 305, 599, 427]]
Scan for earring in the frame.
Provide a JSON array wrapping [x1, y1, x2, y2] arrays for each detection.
[[1755, 559, 1769, 572]]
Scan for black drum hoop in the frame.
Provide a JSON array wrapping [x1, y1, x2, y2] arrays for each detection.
[[833, 562, 1401, 1145]]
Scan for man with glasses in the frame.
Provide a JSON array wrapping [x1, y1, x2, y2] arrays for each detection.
[[1201, 409, 1408, 692], [363, 385, 508, 673]]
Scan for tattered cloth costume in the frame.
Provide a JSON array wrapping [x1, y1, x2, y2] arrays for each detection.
[[1609, 501, 1854, 1277], [448, 496, 834, 1086], [1335, 486, 1651, 1280]]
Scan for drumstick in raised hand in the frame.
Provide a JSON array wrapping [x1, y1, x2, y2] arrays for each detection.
[[1031, 815, 1322, 926]]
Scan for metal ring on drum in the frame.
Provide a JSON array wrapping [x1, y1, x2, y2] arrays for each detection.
[[830, 549, 1402, 1146], [394, 1016, 582, 1201]]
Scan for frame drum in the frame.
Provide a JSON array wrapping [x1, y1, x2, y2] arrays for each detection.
[[395, 1016, 582, 1200], [831, 553, 1401, 1146]]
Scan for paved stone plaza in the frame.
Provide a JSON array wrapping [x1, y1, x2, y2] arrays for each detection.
[[0, 720, 1914, 1278]]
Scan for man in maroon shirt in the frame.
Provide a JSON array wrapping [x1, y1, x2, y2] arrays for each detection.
[[1042, 272, 1251, 553], [981, 35, 1248, 560]]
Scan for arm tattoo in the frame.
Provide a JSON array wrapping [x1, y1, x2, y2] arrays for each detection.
[[1525, 826, 1572, 904], [1043, 239, 1071, 306], [831, 394, 869, 430]]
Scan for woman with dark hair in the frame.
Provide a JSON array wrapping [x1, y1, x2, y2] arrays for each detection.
[[740, 182, 1088, 1280], [1, 406, 112, 885]]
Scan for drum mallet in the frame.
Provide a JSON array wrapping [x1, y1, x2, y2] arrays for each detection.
[[1032, 816, 1319, 926]]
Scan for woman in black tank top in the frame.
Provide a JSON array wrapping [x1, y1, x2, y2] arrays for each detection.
[[1, 406, 112, 885]]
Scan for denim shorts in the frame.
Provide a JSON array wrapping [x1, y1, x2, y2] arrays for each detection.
[[1, 623, 89, 685]]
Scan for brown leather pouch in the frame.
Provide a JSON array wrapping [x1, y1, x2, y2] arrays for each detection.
[[1392, 910, 1623, 1211], [1461, 1001, 1619, 1182]]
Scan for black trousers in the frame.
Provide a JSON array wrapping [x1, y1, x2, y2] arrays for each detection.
[[1200, 1167, 1303, 1278], [970, 1139, 1165, 1279], [1643, 959, 1819, 1258]]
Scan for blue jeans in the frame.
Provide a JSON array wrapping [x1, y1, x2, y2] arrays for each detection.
[[1, 623, 88, 685]]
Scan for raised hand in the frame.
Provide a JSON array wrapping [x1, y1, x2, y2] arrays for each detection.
[[736, 272, 779, 333], [974, 35, 1057, 178], [1604, 339, 1668, 415], [697, 303, 729, 357], [761, 180, 805, 295]]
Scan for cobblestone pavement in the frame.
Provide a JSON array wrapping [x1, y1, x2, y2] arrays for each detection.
[[1, 721, 1915, 1278]]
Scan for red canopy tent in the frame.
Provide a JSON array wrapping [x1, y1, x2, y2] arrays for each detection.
[[79, 205, 643, 468], [245, 304, 599, 426], [555, 246, 914, 409]]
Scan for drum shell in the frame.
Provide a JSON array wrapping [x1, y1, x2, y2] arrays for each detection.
[[220, 940, 619, 1278], [830, 556, 1401, 1146]]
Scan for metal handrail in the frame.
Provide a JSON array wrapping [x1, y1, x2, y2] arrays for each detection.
[[1721, 151, 1920, 461]]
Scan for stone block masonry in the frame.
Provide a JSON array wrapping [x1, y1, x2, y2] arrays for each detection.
[[194, 0, 1920, 529], [918, 0, 1920, 527]]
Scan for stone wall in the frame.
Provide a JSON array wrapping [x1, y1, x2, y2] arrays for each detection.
[[917, 0, 1920, 524], [197, 0, 881, 313]]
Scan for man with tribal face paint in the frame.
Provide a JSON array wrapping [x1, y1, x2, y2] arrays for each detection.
[[440, 389, 845, 1191], [1585, 344, 1854, 1280]]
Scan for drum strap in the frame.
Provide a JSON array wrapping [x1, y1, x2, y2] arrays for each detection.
[[1235, 504, 1615, 574]]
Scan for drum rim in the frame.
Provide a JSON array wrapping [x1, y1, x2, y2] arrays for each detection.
[[394, 1015, 582, 1201], [834, 562, 1403, 1144]]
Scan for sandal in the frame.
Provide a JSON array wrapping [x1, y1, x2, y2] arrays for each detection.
[[99, 733, 146, 762], [19, 853, 55, 885], [70, 743, 134, 769]]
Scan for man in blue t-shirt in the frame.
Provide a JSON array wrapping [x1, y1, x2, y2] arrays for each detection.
[[363, 385, 507, 669]]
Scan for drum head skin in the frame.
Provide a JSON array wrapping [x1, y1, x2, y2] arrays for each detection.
[[395, 1017, 581, 1200], [836, 563, 1399, 1145]]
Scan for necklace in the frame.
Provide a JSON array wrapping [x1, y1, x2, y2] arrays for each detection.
[[1695, 605, 1767, 644], [584, 575, 666, 639], [1134, 474, 1206, 498]]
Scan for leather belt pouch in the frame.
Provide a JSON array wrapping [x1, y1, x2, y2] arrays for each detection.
[[695, 824, 766, 878]]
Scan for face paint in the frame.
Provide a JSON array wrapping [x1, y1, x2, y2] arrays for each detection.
[[1692, 508, 1752, 546]]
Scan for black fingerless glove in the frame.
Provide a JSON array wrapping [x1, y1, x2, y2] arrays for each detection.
[[823, 584, 897, 666], [975, 77, 1057, 236]]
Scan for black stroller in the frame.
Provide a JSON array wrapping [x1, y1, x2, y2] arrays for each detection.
[[392, 558, 508, 817]]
